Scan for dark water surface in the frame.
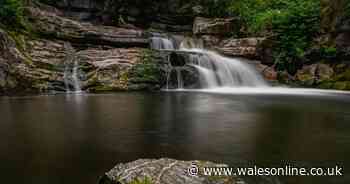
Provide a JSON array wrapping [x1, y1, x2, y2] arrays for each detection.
[[0, 92, 350, 184]]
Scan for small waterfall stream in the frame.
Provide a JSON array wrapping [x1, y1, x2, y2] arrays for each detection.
[[151, 35, 268, 90], [63, 43, 82, 93]]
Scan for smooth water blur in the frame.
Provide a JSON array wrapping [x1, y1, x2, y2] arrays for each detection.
[[0, 92, 350, 184]]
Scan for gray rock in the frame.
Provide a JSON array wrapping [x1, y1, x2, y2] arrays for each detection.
[[25, 7, 149, 47], [295, 64, 334, 86], [100, 158, 244, 184], [193, 17, 238, 35], [216, 37, 266, 59]]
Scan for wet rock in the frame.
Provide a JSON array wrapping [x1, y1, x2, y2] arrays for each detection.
[[100, 158, 244, 184], [169, 52, 186, 67], [256, 64, 278, 81], [278, 70, 295, 85], [193, 17, 237, 35], [25, 7, 149, 48], [296, 64, 318, 86], [257, 38, 276, 66], [316, 64, 334, 82], [295, 64, 334, 86], [216, 37, 266, 59], [200, 35, 222, 48]]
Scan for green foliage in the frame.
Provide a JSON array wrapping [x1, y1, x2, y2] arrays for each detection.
[[229, 0, 320, 73], [129, 50, 161, 84], [320, 46, 337, 58], [0, 0, 23, 28], [344, 0, 350, 18], [198, 0, 233, 17]]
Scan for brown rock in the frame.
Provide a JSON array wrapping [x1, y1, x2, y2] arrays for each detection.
[[216, 37, 266, 59], [256, 64, 278, 81], [25, 7, 149, 47], [193, 17, 237, 35]]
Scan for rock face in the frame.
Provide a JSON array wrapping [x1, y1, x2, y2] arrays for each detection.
[[100, 158, 244, 184], [77, 48, 166, 91], [216, 37, 266, 59], [193, 17, 237, 35], [295, 64, 334, 86], [44, 0, 203, 32], [25, 7, 149, 48], [256, 64, 278, 81], [0, 28, 166, 94]]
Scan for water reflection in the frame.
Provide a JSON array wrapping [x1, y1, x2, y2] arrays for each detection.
[[0, 93, 349, 184]]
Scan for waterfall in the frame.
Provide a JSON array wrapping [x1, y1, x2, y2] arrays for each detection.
[[151, 35, 268, 90], [63, 43, 82, 93], [184, 49, 268, 88], [150, 37, 175, 50], [72, 60, 82, 92], [175, 67, 184, 89]]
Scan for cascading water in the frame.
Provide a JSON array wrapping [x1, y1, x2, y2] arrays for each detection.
[[151, 36, 185, 89], [151, 37, 175, 50], [63, 43, 82, 93], [151, 35, 268, 90], [184, 48, 268, 88]]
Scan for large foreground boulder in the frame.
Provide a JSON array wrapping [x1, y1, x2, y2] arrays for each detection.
[[99, 158, 245, 184]]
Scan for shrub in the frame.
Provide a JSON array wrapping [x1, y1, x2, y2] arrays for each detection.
[[0, 0, 23, 28], [229, 0, 320, 73]]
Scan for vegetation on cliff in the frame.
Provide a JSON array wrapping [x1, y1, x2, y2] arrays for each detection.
[[0, 0, 24, 28]]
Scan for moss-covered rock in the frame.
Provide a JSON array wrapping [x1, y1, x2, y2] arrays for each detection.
[[101, 158, 244, 184]]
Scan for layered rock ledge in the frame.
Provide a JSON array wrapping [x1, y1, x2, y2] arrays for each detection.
[[99, 158, 245, 184], [25, 7, 149, 48]]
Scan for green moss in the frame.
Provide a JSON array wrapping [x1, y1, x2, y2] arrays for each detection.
[[333, 81, 350, 90], [128, 49, 161, 84], [128, 177, 153, 184], [334, 69, 350, 81], [6, 30, 35, 65], [89, 86, 116, 92], [318, 82, 334, 89]]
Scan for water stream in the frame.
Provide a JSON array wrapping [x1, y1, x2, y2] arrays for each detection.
[[151, 35, 267, 90], [63, 43, 82, 93]]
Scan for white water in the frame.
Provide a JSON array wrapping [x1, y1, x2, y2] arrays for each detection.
[[151, 37, 175, 50], [72, 60, 82, 92], [63, 43, 82, 93], [152, 36, 267, 89], [150, 36, 350, 95], [183, 48, 268, 88]]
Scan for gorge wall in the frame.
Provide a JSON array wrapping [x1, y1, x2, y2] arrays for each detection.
[[1, 0, 350, 94]]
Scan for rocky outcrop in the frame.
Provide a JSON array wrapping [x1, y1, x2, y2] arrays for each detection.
[[0, 29, 33, 94], [25, 7, 149, 48], [216, 37, 266, 59], [279, 63, 350, 90], [0, 27, 166, 94], [43, 0, 203, 32], [99, 158, 244, 184], [256, 64, 278, 81], [193, 17, 237, 36], [77, 48, 166, 91]]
